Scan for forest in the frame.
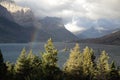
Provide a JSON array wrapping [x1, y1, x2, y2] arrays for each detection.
[[0, 39, 120, 80]]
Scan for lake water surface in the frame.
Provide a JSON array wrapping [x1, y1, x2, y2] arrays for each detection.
[[0, 42, 120, 67]]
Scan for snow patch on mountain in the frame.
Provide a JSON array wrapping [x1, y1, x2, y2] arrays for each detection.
[[0, 1, 34, 27]]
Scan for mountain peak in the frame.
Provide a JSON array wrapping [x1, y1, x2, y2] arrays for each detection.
[[0, 0, 34, 27], [0, 1, 30, 13], [0, 0, 13, 2], [40, 17, 64, 29]]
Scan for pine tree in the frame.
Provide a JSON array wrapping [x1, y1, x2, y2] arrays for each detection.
[[0, 49, 7, 80], [42, 38, 58, 66], [107, 61, 120, 80], [0, 49, 3, 63], [41, 38, 61, 80], [82, 46, 95, 80], [14, 48, 30, 80], [6, 61, 14, 80], [63, 43, 83, 80], [26, 50, 42, 80], [96, 50, 110, 80]]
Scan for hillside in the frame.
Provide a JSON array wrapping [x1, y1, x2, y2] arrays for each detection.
[[0, 17, 34, 43], [78, 30, 120, 45], [0, 4, 13, 21], [0, 17, 54, 43], [0, 0, 34, 27], [0, 3, 78, 43], [38, 17, 78, 42], [76, 27, 114, 39]]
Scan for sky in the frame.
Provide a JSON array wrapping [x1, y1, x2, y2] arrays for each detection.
[[15, 0, 120, 32]]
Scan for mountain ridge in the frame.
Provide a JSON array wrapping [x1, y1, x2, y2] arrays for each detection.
[[0, 2, 78, 43], [0, 4, 13, 21], [0, 0, 34, 27], [77, 30, 120, 45]]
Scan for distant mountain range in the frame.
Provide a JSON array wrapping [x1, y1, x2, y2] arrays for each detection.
[[0, 1, 78, 43], [76, 27, 115, 39], [77, 30, 120, 45], [0, 0, 119, 45]]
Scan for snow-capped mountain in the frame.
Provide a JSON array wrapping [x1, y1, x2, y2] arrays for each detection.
[[72, 18, 120, 39], [0, 0, 34, 27], [0, 1, 78, 43]]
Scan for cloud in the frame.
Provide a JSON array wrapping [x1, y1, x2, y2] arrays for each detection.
[[65, 17, 86, 33], [15, 0, 120, 20], [14, 0, 120, 32], [84, 0, 120, 19]]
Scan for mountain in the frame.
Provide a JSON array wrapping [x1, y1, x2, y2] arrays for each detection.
[[0, 0, 34, 27], [0, 2, 78, 43], [74, 18, 120, 39], [0, 16, 78, 43], [0, 3, 34, 43], [0, 15, 52, 43], [36, 17, 78, 42], [78, 30, 120, 45], [0, 16, 34, 43], [76, 27, 115, 39], [0, 4, 13, 21]]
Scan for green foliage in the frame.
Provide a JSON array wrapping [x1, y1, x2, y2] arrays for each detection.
[[82, 46, 96, 80], [107, 61, 120, 80], [96, 50, 110, 80], [26, 50, 42, 80], [6, 61, 14, 80], [14, 48, 43, 80], [64, 44, 81, 69], [42, 38, 58, 66], [63, 43, 84, 80], [97, 51, 110, 71], [0, 39, 120, 80], [41, 38, 61, 80], [0, 49, 4, 63], [14, 48, 31, 80], [0, 49, 7, 80]]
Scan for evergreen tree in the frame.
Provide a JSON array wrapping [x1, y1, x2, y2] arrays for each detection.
[[41, 38, 61, 80], [14, 48, 30, 80], [26, 50, 42, 80], [63, 43, 83, 80], [96, 50, 110, 80], [0, 49, 3, 63], [82, 46, 95, 80], [107, 61, 120, 80], [0, 49, 7, 80], [42, 38, 58, 66], [6, 61, 14, 80]]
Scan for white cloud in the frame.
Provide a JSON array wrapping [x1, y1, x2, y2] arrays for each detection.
[[65, 17, 86, 33], [14, 0, 120, 32], [15, 0, 120, 20], [84, 0, 120, 19]]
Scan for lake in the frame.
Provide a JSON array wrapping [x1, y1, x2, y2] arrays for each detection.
[[0, 42, 120, 68]]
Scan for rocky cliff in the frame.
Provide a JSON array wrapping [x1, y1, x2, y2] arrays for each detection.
[[0, 4, 13, 21], [38, 17, 78, 42], [0, 1, 78, 43], [0, 0, 34, 27]]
